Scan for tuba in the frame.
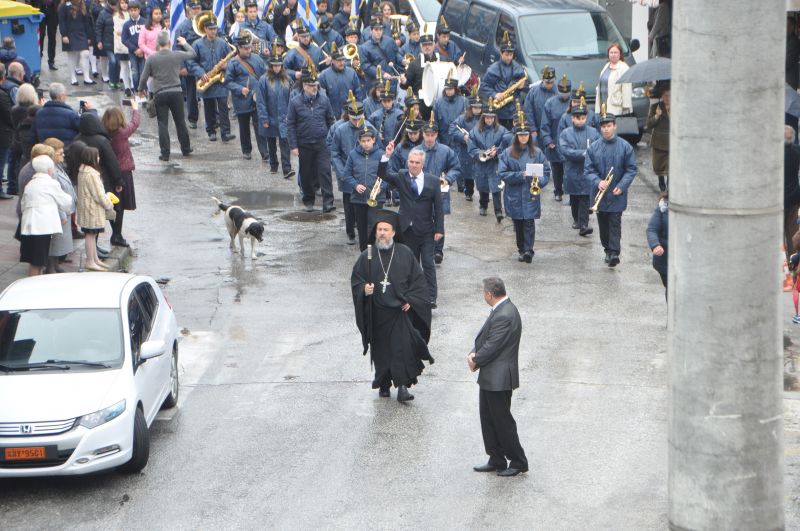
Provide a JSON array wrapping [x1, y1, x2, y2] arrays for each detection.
[[239, 28, 264, 55], [192, 10, 216, 36]]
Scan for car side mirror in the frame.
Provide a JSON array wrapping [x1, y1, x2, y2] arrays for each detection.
[[140, 340, 166, 361], [630, 38, 640, 53]]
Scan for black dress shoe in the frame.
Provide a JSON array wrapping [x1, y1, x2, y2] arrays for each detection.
[[111, 237, 130, 248], [270, 166, 279, 173], [495, 213, 504, 223], [571, 221, 580, 229], [465, 195, 473, 202], [518, 253, 525, 262], [159, 155, 169, 161], [397, 385, 414, 402], [608, 254, 620, 268], [208, 133, 217, 141], [479, 207, 487, 216], [182, 148, 194, 156], [434, 252, 443, 264], [604, 252, 610, 264], [347, 236, 356, 245], [221, 134, 236, 142], [430, 301, 437, 309], [48, 62, 57, 70], [579, 227, 593, 236], [188, 121, 198, 129], [378, 387, 390, 398], [286, 170, 296, 180], [243, 152, 252, 160], [473, 463, 503, 473], [554, 194, 563, 202], [323, 206, 336, 213], [497, 467, 528, 477], [304, 203, 314, 212], [523, 252, 533, 263]]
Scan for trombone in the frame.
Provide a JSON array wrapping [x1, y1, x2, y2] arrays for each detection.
[[590, 167, 614, 214]]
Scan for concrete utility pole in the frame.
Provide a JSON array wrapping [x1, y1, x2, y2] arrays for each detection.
[[668, 1, 785, 529]]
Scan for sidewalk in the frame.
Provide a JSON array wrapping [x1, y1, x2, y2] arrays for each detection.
[[0, 195, 130, 290]]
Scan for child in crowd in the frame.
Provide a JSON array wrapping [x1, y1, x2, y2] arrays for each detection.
[[76, 145, 114, 271], [102, 101, 140, 248]]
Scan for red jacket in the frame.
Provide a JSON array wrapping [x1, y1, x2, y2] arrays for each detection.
[[110, 109, 139, 172]]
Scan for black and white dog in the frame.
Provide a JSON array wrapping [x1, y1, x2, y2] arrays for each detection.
[[212, 197, 265, 259]]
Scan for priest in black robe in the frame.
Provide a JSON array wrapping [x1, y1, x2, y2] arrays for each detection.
[[351, 210, 434, 402]]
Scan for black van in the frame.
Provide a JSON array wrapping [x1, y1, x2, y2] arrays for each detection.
[[438, 0, 649, 138]]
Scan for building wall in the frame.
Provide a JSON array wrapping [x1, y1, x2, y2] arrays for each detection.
[[594, 0, 651, 63]]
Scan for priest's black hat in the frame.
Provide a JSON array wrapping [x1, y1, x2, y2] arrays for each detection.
[[367, 209, 404, 244]]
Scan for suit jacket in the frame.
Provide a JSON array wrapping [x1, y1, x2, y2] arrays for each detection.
[[378, 160, 444, 237], [473, 298, 522, 392]]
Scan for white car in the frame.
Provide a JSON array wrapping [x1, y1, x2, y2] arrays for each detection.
[[0, 273, 179, 477]]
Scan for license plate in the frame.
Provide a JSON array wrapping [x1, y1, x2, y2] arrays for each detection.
[[4, 447, 46, 460]]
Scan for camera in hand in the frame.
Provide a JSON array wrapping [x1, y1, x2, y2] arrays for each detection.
[[122, 99, 132, 106]]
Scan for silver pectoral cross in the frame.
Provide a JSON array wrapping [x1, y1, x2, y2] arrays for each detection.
[[380, 277, 391, 293]]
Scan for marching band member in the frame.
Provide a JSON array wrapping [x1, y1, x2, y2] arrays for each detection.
[[584, 106, 638, 268], [343, 124, 386, 251], [399, 33, 438, 120], [420, 112, 461, 264], [360, 17, 401, 90], [363, 72, 383, 120], [540, 74, 572, 202], [434, 16, 463, 64], [432, 70, 466, 148], [271, 0, 298, 38], [468, 99, 507, 222], [256, 45, 294, 177], [188, 19, 236, 142], [283, 19, 325, 80], [522, 65, 556, 148], [448, 88, 482, 201], [399, 20, 420, 61], [329, 96, 377, 245], [173, 1, 202, 129], [389, 108, 423, 177], [368, 80, 403, 147], [319, 42, 363, 123], [241, 0, 277, 43], [479, 32, 530, 130], [312, 13, 344, 57], [557, 81, 599, 136], [225, 35, 268, 160], [498, 111, 550, 263], [559, 97, 599, 236], [331, 0, 352, 39]]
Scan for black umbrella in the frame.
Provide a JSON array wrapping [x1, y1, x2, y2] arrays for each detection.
[[616, 57, 671, 84]]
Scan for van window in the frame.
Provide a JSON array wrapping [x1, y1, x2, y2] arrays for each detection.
[[496, 12, 515, 47], [464, 2, 494, 42], [443, 0, 467, 34], [412, 0, 442, 22], [518, 12, 629, 58]]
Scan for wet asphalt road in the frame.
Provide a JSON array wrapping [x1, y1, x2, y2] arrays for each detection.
[[1, 63, 798, 528]]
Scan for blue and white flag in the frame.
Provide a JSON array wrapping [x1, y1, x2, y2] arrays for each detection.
[[169, 0, 186, 42]]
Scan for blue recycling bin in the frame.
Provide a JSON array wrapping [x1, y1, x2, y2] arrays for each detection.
[[0, 0, 44, 81]]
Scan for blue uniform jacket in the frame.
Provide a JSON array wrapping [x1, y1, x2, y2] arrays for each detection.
[[286, 91, 336, 148], [559, 123, 600, 195], [499, 147, 551, 220], [188, 37, 233, 99], [283, 44, 325, 80], [421, 141, 460, 215], [468, 123, 508, 193], [121, 16, 145, 54], [540, 95, 570, 162], [225, 54, 267, 115], [400, 39, 420, 59], [256, 75, 291, 138], [344, 144, 386, 203], [363, 94, 381, 119], [328, 119, 377, 191], [584, 135, 638, 213], [173, 18, 200, 49], [312, 28, 344, 55], [523, 82, 556, 137], [646, 206, 668, 275], [558, 108, 600, 137], [361, 22, 391, 42], [436, 40, 462, 62], [240, 18, 277, 43], [433, 94, 466, 147], [389, 138, 422, 176], [448, 114, 479, 179], [319, 66, 363, 118], [479, 60, 529, 121], [368, 105, 404, 147], [359, 35, 401, 81], [332, 10, 350, 38]]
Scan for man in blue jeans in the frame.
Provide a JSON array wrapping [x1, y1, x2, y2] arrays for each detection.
[[121, 3, 145, 91]]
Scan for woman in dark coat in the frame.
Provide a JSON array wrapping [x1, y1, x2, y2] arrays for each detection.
[[102, 102, 139, 247], [646, 191, 669, 298], [646, 85, 670, 191], [16, 104, 41, 170], [74, 112, 125, 242], [58, 0, 96, 85]]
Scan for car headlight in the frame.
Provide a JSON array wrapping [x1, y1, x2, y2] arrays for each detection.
[[79, 400, 126, 429], [632, 86, 646, 98]]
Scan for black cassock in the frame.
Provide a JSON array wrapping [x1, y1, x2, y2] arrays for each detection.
[[351, 243, 434, 389]]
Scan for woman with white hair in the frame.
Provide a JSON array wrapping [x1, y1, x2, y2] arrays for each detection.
[[19, 155, 74, 276]]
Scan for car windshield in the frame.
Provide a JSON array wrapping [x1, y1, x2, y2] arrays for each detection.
[[0, 309, 123, 371], [518, 12, 629, 58], [411, 0, 441, 21]]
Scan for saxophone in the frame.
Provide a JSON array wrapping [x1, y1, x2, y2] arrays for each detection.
[[196, 41, 237, 93], [493, 67, 528, 109]]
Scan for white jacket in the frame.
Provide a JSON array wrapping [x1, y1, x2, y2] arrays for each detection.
[[20, 174, 74, 236], [595, 61, 632, 115], [113, 13, 130, 54]]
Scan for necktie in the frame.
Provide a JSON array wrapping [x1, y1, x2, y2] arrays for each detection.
[[411, 177, 419, 197]]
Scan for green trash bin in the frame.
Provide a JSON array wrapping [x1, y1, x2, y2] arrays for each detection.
[[0, 0, 44, 84]]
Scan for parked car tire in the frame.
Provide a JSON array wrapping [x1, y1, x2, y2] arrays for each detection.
[[162, 345, 179, 409], [118, 407, 150, 473]]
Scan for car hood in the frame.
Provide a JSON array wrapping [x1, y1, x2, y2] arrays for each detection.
[[0, 369, 126, 422]]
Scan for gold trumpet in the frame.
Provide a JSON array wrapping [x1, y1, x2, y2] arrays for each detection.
[[367, 177, 383, 207], [479, 145, 498, 162], [590, 167, 614, 214], [530, 175, 541, 197]]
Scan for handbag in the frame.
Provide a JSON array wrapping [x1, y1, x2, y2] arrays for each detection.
[[615, 115, 640, 136], [105, 209, 117, 221]]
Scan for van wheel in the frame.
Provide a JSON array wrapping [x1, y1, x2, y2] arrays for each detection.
[[621, 133, 642, 145], [119, 407, 150, 473], [162, 345, 179, 409]]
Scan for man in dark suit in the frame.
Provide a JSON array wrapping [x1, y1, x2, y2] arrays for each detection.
[[379, 140, 444, 308], [468, 277, 528, 477]]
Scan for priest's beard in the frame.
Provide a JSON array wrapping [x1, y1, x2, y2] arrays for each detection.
[[376, 238, 394, 251]]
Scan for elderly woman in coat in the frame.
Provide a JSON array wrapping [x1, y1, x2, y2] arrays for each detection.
[[256, 53, 294, 178], [19, 156, 74, 276], [42, 138, 77, 273], [498, 122, 550, 264]]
